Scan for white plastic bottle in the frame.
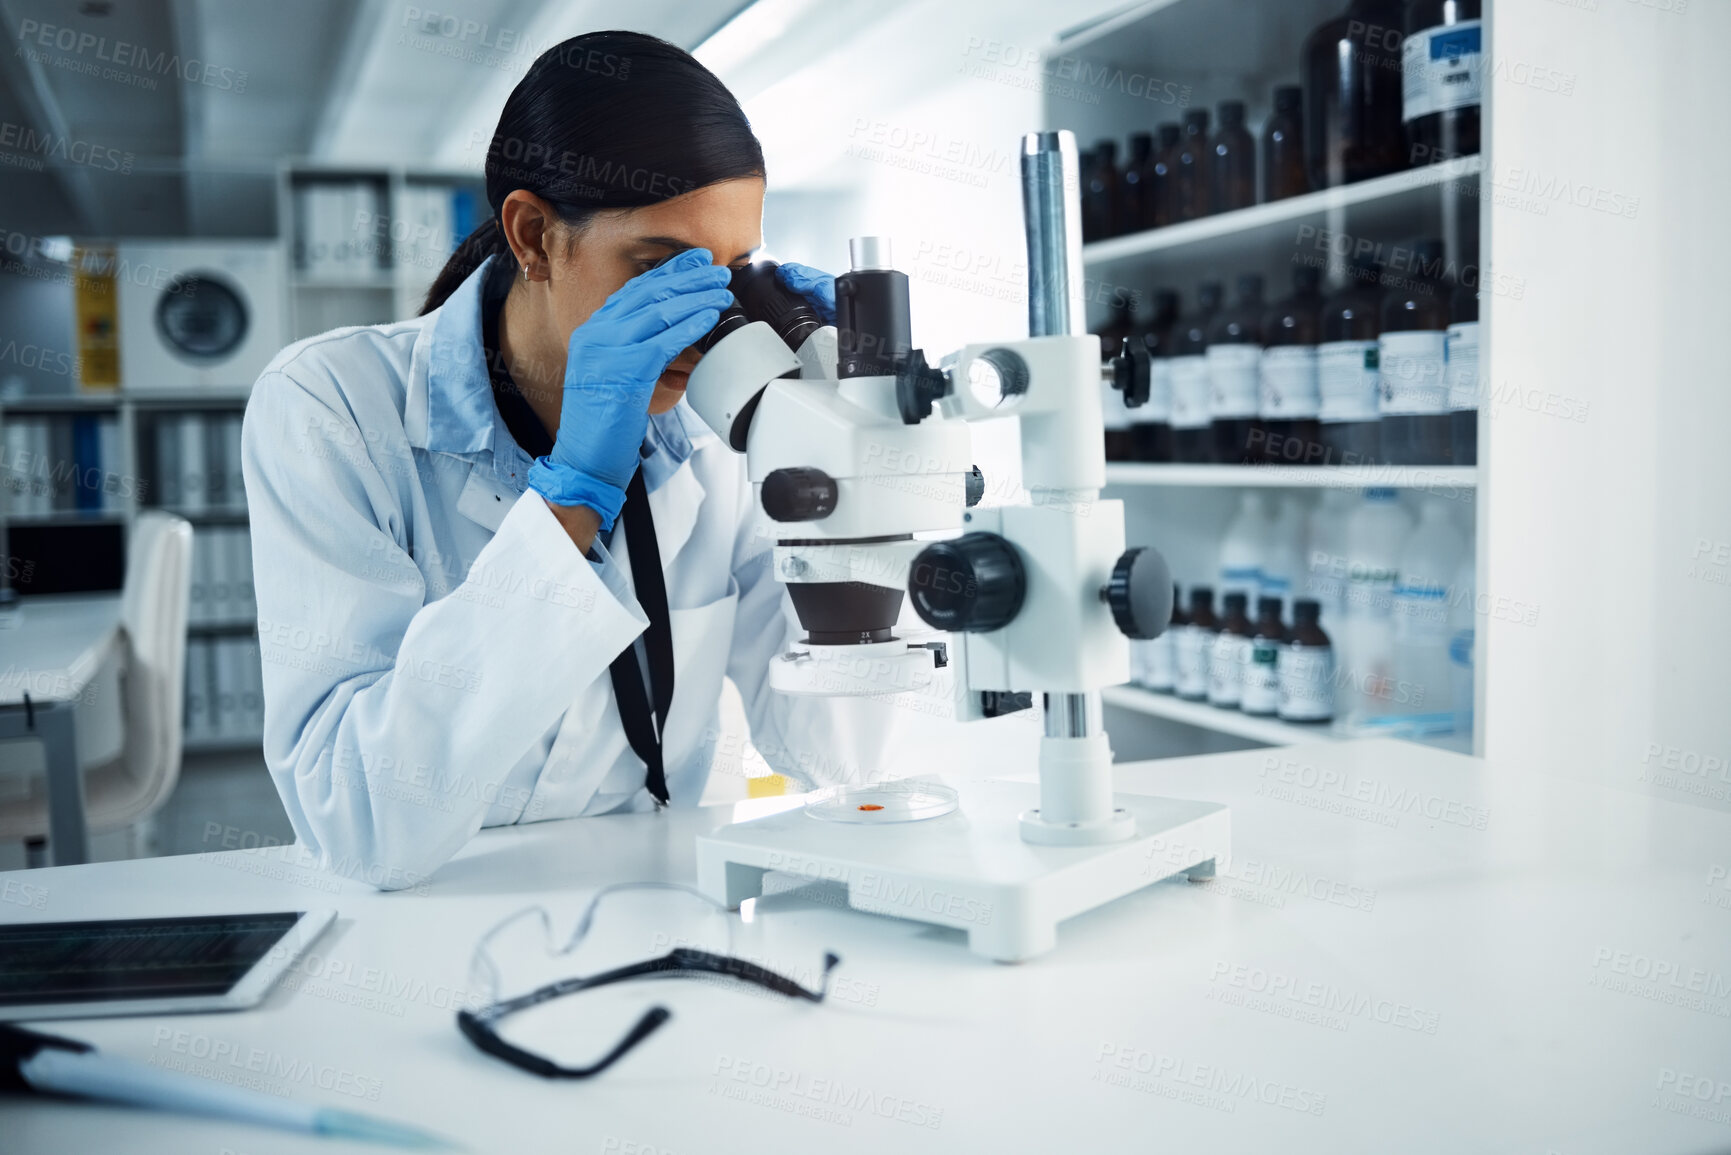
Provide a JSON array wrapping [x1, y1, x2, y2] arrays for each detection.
[[1390, 500, 1464, 723], [1304, 488, 1355, 624], [1260, 495, 1307, 620], [1340, 488, 1411, 722], [1218, 491, 1269, 606]]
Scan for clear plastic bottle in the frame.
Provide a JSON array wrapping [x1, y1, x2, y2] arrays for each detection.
[[1209, 591, 1256, 709], [1207, 274, 1265, 465], [1303, 0, 1410, 190], [1150, 122, 1182, 229], [1259, 264, 1324, 464], [1318, 254, 1384, 465], [1133, 289, 1181, 463], [1391, 500, 1464, 724], [1262, 496, 1308, 620], [1243, 596, 1288, 716], [1175, 586, 1219, 701], [1219, 490, 1270, 606], [1403, 0, 1483, 165], [1120, 132, 1155, 235], [1170, 282, 1222, 463], [1278, 598, 1336, 722], [1210, 101, 1256, 214], [1304, 487, 1356, 623], [1379, 239, 1451, 465], [1172, 110, 1212, 223], [1448, 553, 1475, 741], [1446, 277, 1480, 467], [1262, 85, 1310, 202], [1340, 487, 1411, 721]]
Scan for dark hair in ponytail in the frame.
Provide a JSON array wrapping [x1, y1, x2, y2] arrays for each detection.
[[420, 30, 765, 314]]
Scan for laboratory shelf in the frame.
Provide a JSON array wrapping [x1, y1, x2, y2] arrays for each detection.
[[0, 393, 123, 411], [290, 275, 395, 291], [1081, 157, 1483, 276], [2, 512, 126, 527], [123, 389, 252, 407], [1102, 683, 1339, 745], [1103, 463, 1478, 490]]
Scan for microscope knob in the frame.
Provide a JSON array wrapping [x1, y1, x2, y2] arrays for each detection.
[[1108, 336, 1152, 408], [908, 533, 1026, 633], [1104, 547, 1174, 639], [896, 348, 952, 424], [762, 468, 838, 522], [965, 466, 985, 507]]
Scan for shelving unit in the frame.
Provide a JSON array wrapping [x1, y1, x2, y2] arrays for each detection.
[[1041, 0, 1489, 758]]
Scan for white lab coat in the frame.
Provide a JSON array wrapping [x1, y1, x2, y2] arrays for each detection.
[[241, 258, 903, 889]]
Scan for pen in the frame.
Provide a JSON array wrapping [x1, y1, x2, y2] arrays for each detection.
[[0, 1021, 454, 1148]]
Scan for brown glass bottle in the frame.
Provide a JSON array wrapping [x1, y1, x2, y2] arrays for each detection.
[[1206, 274, 1264, 465], [1446, 276, 1479, 466], [1318, 254, 1384, 465], [1172, 110, 1211, 223], [1262, 85, 1309, 201], [1278, 598, 1335, 721], [1120, 132, 1155, 235], [1404, 0, 1482, 166], [1096, 297, 1138, 461], [1150, 122, 1181, 229], [1210, 101, 1256, 214], [1259, 264, 1324, 464], [1082, 140, 1119, 242], [1378, 238, 1451, 465], [1242, 596, 1289, 716], [1133, 289, 1181, 463], [1169, 281, 1222, 463], [1303, 0, 1409, 190], [1208, 591, 1257, 709], [1176, 586, 1219, 701]]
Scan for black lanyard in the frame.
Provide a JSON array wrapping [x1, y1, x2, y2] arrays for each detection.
[[604, 469, 674, 805], [482, 263, 674, 804]]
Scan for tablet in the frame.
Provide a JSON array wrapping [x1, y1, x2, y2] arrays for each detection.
[[0, 909, 335, 1021]]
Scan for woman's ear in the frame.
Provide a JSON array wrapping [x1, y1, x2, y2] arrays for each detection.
[[499, 190, 557, 281]]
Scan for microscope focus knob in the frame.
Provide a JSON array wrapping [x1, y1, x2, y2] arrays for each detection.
[[908, 533, 1025, 633], [762, 468, 838, 522], [1104, 547, 1174, 640]]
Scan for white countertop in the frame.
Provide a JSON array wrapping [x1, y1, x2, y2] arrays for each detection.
[[0, 593, 123, 705], [3, 738, 1728, 1154]]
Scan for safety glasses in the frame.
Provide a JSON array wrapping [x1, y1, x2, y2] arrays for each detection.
[[457, 883, 839, 1079]]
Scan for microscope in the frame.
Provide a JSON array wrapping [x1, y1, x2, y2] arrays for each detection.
[[689, 131, 1229, 962]]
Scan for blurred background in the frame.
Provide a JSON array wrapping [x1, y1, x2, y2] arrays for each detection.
[[0, 0, 1726, 869]]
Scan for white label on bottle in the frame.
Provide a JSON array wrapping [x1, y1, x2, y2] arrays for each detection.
[[1242, 639, 1282, 715], [1259, 346, 1320, 419], [1344, 566, 1398, 619], [1379, 331, 1449, 416], [1169, 355, 1211, 430], [1208, 632, 1249, 707], [1135, 358, 1173, 424], [1175, 626, 1211, 698], [1101, 379, 1133, 431], [1402, 20, 1483, 124], [1317, 340, 1380, 423], [1392, 581, 1452, 647], [1445, 321, 1481, 412], [1140, 632, 1175, 691], [1206, 344, 1261, 419], [1278, 643, 1335, 721]]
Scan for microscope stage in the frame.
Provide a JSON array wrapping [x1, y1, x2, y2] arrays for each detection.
[[695, 777, 1229, 962]]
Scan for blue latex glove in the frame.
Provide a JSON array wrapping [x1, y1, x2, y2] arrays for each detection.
[[528, 248, 733, 530], [775, 262, 836, 326]]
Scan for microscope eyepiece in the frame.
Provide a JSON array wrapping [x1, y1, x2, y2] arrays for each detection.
[[699, 261, 823, 354]]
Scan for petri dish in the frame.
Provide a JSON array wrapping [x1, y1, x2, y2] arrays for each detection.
[[803, 779, 959, 824]]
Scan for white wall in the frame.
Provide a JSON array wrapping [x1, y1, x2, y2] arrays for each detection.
[[1485, 0, 1730, 810]]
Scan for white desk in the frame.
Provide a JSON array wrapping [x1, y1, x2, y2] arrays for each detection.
[[2, 738, 1728, 1153], [0, 593, 124, 864]]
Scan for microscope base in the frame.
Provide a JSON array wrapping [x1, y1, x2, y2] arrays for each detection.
[[695, 777, 1229, 963]]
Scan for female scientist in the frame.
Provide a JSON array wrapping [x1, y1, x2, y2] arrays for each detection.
[[242, 32, 896, 889]]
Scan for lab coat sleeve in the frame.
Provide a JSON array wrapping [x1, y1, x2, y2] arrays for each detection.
[[243, 369, 647, 889], [723, 501, 913, 791]]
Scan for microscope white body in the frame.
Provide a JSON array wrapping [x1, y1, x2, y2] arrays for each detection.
[[690, 131, 1228, 961]]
